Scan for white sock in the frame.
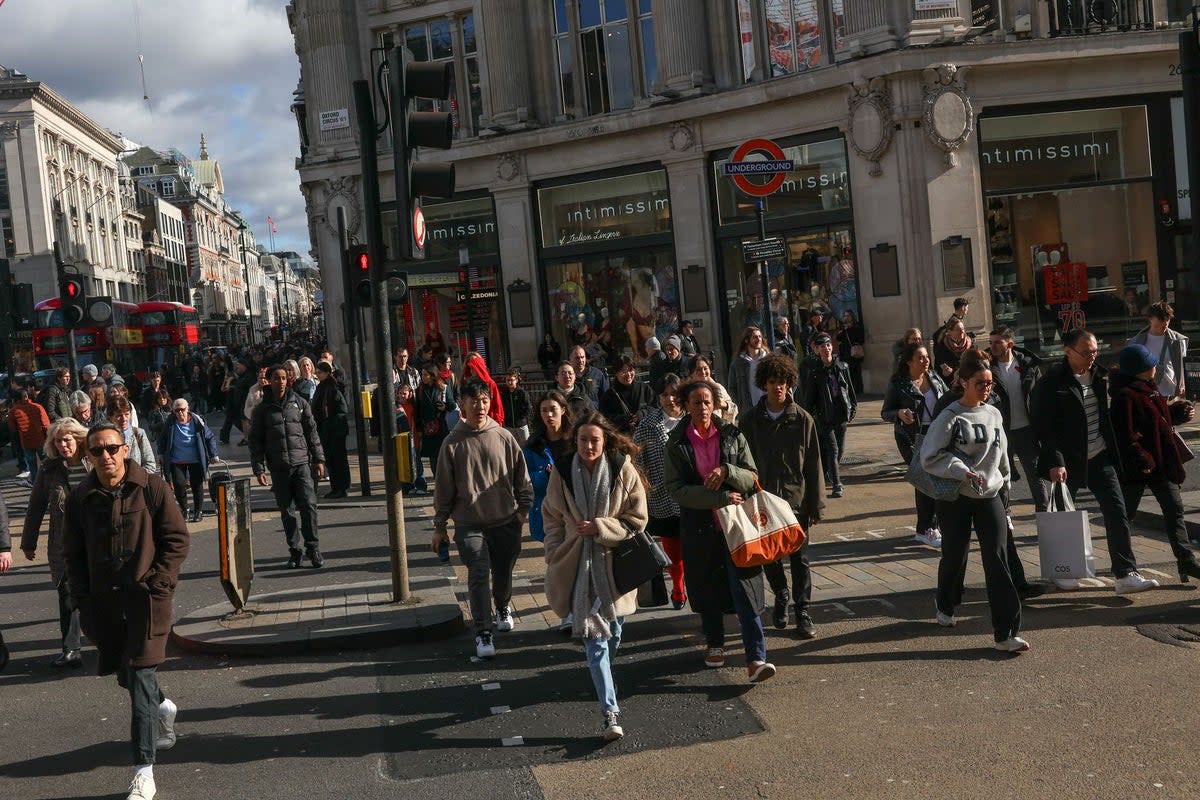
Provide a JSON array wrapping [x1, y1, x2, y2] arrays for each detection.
[[135, 764, 154, 779]]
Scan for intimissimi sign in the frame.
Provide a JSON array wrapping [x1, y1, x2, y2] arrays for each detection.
[[537, 170, 673, 250], [979, 130, 1123, 191]]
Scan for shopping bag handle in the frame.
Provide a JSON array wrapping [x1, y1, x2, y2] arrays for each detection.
[[1048, 481, 1075, 513]]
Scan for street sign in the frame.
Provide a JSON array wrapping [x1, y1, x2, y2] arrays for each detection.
[[742, 238, 787, 263], [456, 288, 500, 303], [724, 138, 794, 197]]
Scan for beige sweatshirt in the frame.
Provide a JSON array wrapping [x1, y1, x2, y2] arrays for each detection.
[[433, 417, 533, 534]]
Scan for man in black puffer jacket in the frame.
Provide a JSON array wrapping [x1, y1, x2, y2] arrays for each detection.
[[250, 365, 327, 569]]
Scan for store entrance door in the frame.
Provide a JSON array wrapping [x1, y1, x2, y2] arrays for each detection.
[[394, 265, 508, 372]]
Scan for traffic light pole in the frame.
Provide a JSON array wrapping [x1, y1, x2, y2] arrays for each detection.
[[354, 79, 409, 602], [53, 242, 79, 388], [337, 206, 372, 497]]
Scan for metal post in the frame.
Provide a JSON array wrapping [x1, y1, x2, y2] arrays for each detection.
[[354, 78, 409, 601], [756, 200, 775, 351], [53, 242, 79, 386], [1181, 15, 1200, 288], [461, 246, 473, 358], [337, 206, 372, 496]]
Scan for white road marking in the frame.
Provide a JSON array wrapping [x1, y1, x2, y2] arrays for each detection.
[[490, 705, 511, 714], [482, 682, 501, 691], [501, 736, 524, 746]]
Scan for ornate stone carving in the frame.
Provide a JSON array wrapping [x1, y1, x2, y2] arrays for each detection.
[[319, 175, 361, 238], [922, 64, 973, 168], [846, 78, 894, 177], [496, 153, 520, 183], [0, 121, 19, 139], [668, 122, 696, 152]]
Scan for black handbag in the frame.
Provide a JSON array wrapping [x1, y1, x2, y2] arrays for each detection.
[[611, 530, 672, 596]]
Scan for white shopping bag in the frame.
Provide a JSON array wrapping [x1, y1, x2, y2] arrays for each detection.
[[1036, 483, 1096, 580]]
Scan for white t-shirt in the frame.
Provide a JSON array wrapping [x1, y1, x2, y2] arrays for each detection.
[[663, 413, 683, 433], [1144, 333, 1177, 396], [920, 386, 938, 424], [994, 358, 1030, 430]]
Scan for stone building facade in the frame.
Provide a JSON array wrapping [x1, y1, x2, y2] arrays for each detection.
[[289, 1, 1195, 387]]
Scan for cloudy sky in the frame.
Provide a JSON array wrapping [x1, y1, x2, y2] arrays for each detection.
[[1, 0, 309, 255]]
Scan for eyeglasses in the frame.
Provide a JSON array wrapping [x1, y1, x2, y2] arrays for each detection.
[[971, 380, 995, 389], [1071, 347, 1099, 358], [88, 444, 125, 457], [174, 407, 188, 413]]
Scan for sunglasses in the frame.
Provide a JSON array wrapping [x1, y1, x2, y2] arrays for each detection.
[[174, 407, 189, 412], [88, 444, 125, 457]]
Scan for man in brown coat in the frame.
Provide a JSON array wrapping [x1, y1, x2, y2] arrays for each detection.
[[64, 423, 189, 800]]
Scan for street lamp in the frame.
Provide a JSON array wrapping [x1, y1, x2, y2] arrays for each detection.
[[237, 221, 256, 345]]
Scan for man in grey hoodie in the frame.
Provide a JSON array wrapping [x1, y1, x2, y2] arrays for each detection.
[[432, 379, 533, 659]]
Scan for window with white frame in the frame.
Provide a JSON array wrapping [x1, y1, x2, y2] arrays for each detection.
[[160, 179, 175, 198], [734, 0, 843, 81], [553, 0, 657, 117]]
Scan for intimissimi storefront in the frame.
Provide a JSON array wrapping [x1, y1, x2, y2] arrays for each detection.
[[534, 166, 681, 366]]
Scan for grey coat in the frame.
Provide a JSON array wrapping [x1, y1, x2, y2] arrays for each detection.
[[1129, 326, 1188, 397]]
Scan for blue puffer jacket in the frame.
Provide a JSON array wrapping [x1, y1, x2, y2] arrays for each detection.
[[523, 434, 564, 542]]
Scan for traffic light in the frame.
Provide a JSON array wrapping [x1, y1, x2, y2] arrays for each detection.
[[349, 245, 372, 307], [59, 275, 86, 329], [388, 49, 457, 261]]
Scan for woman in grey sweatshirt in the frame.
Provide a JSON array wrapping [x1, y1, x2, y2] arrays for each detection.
[[920, 356, 1027, 653]]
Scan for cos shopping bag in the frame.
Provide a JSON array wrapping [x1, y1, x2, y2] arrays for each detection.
[[1036, 483, 1095, 580], [713, 483, 807, 568]]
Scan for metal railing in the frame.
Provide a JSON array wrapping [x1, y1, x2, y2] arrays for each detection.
[[1049, 0, 1155, 35]]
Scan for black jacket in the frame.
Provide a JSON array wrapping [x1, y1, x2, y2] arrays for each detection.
[[499, 386, 531, 428], [1031, 359, 1120, 481], [599, 380, 653, 433], [798, 358, 857, 426], [738, 399, 824, 526], [881, 371, 949, 457], [249, 389, 326, 475], [988, 347, 1042, 431]]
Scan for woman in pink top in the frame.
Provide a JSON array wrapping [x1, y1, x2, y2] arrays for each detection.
[[663, 379, 775, 684]]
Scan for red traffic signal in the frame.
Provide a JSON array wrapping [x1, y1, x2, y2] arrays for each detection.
[[59, 276, 86, 328], [64, 281, 79, 297], [356, 250, 370, 273]]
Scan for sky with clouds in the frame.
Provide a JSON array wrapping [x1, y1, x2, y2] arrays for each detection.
[[0, 0, 309, 256]]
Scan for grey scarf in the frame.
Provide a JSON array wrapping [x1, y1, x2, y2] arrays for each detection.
[[571, 454, 618, 640]]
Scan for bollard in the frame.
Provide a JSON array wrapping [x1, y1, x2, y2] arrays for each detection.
[[217, 478, 255, 611], [361, 389, 373, 419], [394, 432, 414, 484]]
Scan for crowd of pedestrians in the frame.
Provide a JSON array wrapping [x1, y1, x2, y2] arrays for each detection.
[[4, 291, 1199, 781]]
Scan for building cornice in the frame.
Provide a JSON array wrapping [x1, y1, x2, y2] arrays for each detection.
[[0, 80, 121, 153]]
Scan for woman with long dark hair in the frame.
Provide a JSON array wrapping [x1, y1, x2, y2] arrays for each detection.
[[417, 365, 456, 476], [542, 410, 649, 742], [882, 342, 948, 548], [599, 356, 653, 434], [921, 356, 1026, 653], [664, 380, 775, 683]]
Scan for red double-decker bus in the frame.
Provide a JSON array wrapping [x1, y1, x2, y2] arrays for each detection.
[[32, 297, 141, 374], [129, 301, 201, 377]]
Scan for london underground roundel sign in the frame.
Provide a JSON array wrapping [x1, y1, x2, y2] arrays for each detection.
[[413, 207, 427, 251], [722, 138, 795, 197]]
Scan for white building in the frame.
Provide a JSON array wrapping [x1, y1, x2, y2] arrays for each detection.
[[0, 64, 143, 303], [288, 2, 1197, 386]]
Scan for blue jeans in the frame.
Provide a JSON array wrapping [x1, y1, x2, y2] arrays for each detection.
[[585, 617, 624, 714], [700, 548, 767, 664], [23, 449, 42, 482]]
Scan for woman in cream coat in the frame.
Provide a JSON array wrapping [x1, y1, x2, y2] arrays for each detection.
[[542, 409, 649, 744]]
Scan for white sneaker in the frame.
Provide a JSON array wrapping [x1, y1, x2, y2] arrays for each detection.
[[155, 698, 177, 750], [15, 470, 30, 479], [1053, 578, 1082, 590], [602, 711, 624, 742], [935, 609, 957, 627], [994, 636, 1031, 653], [126, 772, 156, 800], [914, 529, 942, 548], [495, 606, 514, 632], [1114, 571, 1160, 595], [475, 631, 496, 659]]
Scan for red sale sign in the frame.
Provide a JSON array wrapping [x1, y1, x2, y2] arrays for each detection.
[[1043, 261, 1089, 305]]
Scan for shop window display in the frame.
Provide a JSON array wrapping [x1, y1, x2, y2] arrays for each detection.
[[719, 226, 859, 356], [545, 249, 679, 366]]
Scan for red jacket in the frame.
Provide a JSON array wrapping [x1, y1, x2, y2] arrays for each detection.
[[8, 399, 51, 449], [462, 357, 505, 427], [1109, 371, 1190, 485]]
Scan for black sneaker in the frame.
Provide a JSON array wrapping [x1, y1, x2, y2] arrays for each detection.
[[308, 549, 324, 568], [286, 550, 304, 569], [795, 609, 817, 639], [771, 599, 788, 630], [0, 632, 9, 672], [1018, 582, 1048, 599], [52, 649, 82, 668]]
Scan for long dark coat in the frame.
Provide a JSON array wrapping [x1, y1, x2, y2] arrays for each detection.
[[63, 459, 189, 674], [1108, 371, 1191, 485], [663, 418, 762, 615], [20, 456, 87, 585]]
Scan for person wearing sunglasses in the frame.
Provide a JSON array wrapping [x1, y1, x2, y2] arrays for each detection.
[[62, 422, 190, 800], [155, 399, 218, 524], [1031, 329, 1160, 595], [920, 355, 1027, 653]]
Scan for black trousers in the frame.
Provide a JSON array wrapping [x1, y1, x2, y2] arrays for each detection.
[[1124, 477, 1192, 561], [169, 462, 205, 514], [57, 580, 82, 652], [1066, 451, 1138, 578], [935, 494, 1022, 642], [117, 664, 164, 766], [320, 421, 351, 493], [763, 537, 812, 610], [271, 464, 320, 554], [818, 422, 847, 488]]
